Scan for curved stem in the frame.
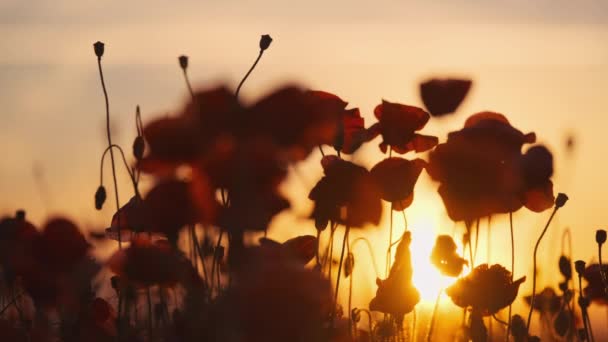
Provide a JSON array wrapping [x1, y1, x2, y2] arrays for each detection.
[[526, 206, 559, 332], [235, 50, 263, 99], [507, 211, 514, 341], [97, 57, 122, 249], [332, 224, 350, 326], [351, 237, 380, 278], [492, 314, 509, 327]]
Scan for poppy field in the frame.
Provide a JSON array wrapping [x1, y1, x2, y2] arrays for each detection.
[[0, 31, 605, 342]]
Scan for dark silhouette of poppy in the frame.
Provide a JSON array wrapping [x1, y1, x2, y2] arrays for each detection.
[[104, 196, 145, 242], [370, 157, 426, 211], [419, 78, 472, 117], [74, 297, 117, 341], [258, 235, 318, 265], [226, 244, 333, 341], [248, 86, 341, 160], [309, 156, 382, 230], [0, 320, 27, 342], [335, 108, 370, 154], [34, 218, 91, 274], [428, 112, 554, 221], [108, 237, 191, 287], [446, 263, 525, 316], [524, 287, 562, 313], [368, 100, 438, 154], [369, 231, 420, 322], [430, 235, 468, 277], [583, 264, 608, 304]]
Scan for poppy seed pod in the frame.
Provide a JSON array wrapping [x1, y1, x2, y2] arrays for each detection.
[[558, 255, 572, 280], [93, 41, 105, 58], [259, 34, 272, 51], [596, 229, 607, 245], [555, 193, 569, 208], [95, 185, 107, 210], [575, 260, 586, 276], [178, 55, 188, 70], [133, 136, 145, 160], [15, 209, 26, 220]]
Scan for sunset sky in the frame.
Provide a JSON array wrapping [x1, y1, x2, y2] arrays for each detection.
[[1, 0, 608, 336]]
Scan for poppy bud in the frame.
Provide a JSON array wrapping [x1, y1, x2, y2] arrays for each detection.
[[133, 136, 145, 160], [351, 308, 361, 323], [344, 252, 355, 278], [95, 185, 107, 210], [558, 255, 572, 280], [555, 193, 569, 208], [110, 275, 120, 291], [596, 229, 607, 245], [510, 314, 526, 340], [574, 260, 586, 276], [578, 296, 589, 309], [259, 34, 272, 51], [178, 55, 188, 70], [93, 41, 105, 58], [15, 209, 25, 220]]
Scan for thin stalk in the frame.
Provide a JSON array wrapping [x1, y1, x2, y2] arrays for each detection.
[[526, 206, 559, 332], [507, 211, 514, 341], [182, 68, 194, 99], [210, 229, 224, 295], [386, 207, 394, 278], [235, 50, 263, 99], [332, 224, 350, 326], [426, 288, 443, 342], [473, 218, 480, 262], [598, 244, 608, 293], [96, 55, 122, 249]]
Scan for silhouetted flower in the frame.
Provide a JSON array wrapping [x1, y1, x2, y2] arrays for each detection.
[[446, 263, 525, 316], [258, 235, 318, 265], [419, 78, 472, 117], [428, 112, 554, 221], [34, 218, 91, 274], [309, 156, 382, 230], [368, 100, 438, 154], [597, 229, 607, 245], [226, 243, 332, 341], [369, 231, 420, 322], [335, 108, 370, 154], [370, 157, 426, 211], [524, 287, 562, 313], [430, 235, 468, 277], [108, 237, 191, 287], [583, 264, 608, 304]]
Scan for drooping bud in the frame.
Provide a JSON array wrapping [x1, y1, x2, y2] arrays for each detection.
[[574, 260, 586, 276], [133, 136, 145, 160], [344, 252, 355, 278], [558, 255, 572, 280], [178, 55, 188, 70], [596, 229, 607, 245], [95, 185, 107, 210], [93, 41, 105, 58], [555, 193, 569, 208], [259, 34, 273, 51]]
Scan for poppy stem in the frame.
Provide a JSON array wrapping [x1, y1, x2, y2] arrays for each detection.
[[465, 222, 474, 269], [318, 145, 326, 157], [598, 244, 608, 293], [347, 244, 353, 338], [472, 218, 480, 262], [181, 68, 194, 99], [316, 229, 321, 267], [426, 288, 443, 342], [507, 211, 514, 342], [386, 206, 394, 278], [235, 50, 264, 100], [210, 229, 224, 296], [332, 224, 351, 327], [96, 55, 122, 250], [526, 206, 559, 333]]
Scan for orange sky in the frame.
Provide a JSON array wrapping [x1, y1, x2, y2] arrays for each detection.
[[1, 0, 608, 337]]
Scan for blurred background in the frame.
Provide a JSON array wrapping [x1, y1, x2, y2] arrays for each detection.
[[1, 0, 607, 338]]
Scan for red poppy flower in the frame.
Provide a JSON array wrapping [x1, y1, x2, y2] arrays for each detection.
[[108, 237, 190, 287], [227, 246, 333, 341], [368, 100, 438, 154], [446, 263, 525, 316], [427, 112, 553, 221], [309, 156, 382, 230], [104, 196, 145, 242], [248, 86, 341, 160], [430, 235, 468, 277], [524, 287, 562, 313], [583, 264, 608, 305], [420, 78, 472, 117], [258, 235, 318, 265], [34, 218, 90, 274], [369, 232, 420, 321], [75, 297, 117, 341], [370, 157, 427, 211]]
